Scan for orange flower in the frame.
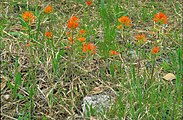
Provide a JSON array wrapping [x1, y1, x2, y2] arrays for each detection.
[[22, 11, 35, 24], [78, 37, 86, 42], [66, 31, 71, 35], [44, 6, 52, 14], [45, 31, 52, 38], [70, 16, 79, 21], [68, 36, 73, 41], [135, 34, 146, 42], [79, 29, 86, 35], [26, 43, 31, 47], [82, 42, 96, 54], [151, 46, 160, 54], [68, 36, 74, 44], [118, 16, 131, 26], [65, 46, 71, 49], [153, 12, 167, 24], [110, 50, 119, 55], [67, 16, 80, 29], [86, 0, 92, 5], [21, 27, 26, 31]]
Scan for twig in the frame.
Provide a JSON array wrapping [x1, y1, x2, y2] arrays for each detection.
[[1, 113, 18, 120]]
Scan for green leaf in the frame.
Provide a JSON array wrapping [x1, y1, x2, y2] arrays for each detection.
[[18, 15, 29, 29], [109, 64, 115, 78]]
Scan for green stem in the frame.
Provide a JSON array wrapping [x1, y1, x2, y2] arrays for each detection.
[[151, 56, 156, 80]]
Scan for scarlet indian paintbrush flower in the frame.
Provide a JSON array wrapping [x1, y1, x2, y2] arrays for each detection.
[[86, 0, 92, 5], [153, 12, 167, 24], [118, 16, 131, 27], [78, 37, 86, 42], [44, 5, 53, 14], [68, 36, 75, 44], [135, 34, 146, 42], [22, 11, 35, 24], [67, 16, 80, 29], [151, 46, 160, 54], [82, 42, 96, 54], [26, 43, 31, 47], [110, 50, 119, 56], [45, 31, 52, 38], [79, 29, 86, 35]]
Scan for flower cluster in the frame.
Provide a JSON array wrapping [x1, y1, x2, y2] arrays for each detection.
[[118, 16, 131, 27], [151, 46, 160, 54], [78, 29, 86, 42], [44, 5, 53, 14], [110, 50, 119, 56], [153, 12, 167, 24], [67, 16, 80, 29], [135, 34, 146, 42], [45, 31, 52, 38], [22, 11, 35, 24], [82, 42, 96, 54]]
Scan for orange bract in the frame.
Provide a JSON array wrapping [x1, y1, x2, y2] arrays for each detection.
[[110, 50, 119, 55], [67, 16, 80, 29], [86, 0, 92, 5], [22, 11, 35, 24], [79, 29, 86, 35], [82, 42, 96, 54], [44, 5, 53, 14], [65, 46, 71, 49], [151, 46, 160, 54], [26, 43, 31, 47], [78, 37, 86, 42], [153, 12, 167, 24], [135, 34, 146, 42], [45, 31, 52, 38], [118, 16, 131, 26], [66, 31, 71, 35]]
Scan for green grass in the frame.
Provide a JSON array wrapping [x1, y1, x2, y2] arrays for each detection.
[[1, 0, 182, 119]]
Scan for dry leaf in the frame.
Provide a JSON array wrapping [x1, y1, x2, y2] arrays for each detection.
[[163, 73, 176, 81], [1, 76, 8, 91], [4, 94, 10, 100], [90, 87, 103, 95], [90, 116, 99, 120]]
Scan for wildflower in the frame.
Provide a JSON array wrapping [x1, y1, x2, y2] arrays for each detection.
[[80, 56, 85, 58], [86, 0, 92, 5], [66, 31, 71, 35], [45, 31, 52, 38], [68, 36, 73, 41], [151, 46, 160, 54], [118, 16, 131, 26], [26, 43, 31, 47], [65, 46, 71, 49], [153, 12, 167, 24], [44, 5, 53, 14], [110, 50, 119, 55], [117, 24, 123, 29], [79, 29, 86, 35], [82, 42, 96, 54], [22, 11, 35, 24], [21, 27, 26, 31], [70, 16, 79, 21], [68, 36, 74, 44], [78, 37, 86, 42], [135, 34, 146, 42], [67, 16, 80, 29]]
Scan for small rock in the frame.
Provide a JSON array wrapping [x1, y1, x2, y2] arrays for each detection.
[[82, 89, 116, 115], [127, 50, 137, 59]]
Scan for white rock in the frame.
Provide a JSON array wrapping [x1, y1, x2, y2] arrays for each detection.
[[82, 94, 115, 114]]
